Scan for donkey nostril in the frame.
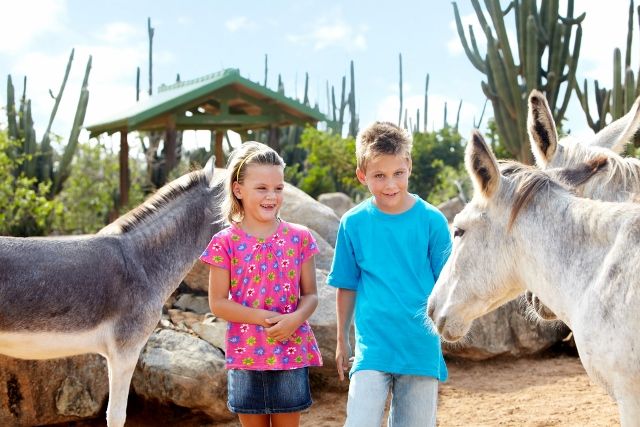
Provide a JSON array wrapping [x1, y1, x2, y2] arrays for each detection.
[[436, 316, 446, 335]]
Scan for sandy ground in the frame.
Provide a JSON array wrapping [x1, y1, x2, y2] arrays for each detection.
[[68, 354, 619, 427]]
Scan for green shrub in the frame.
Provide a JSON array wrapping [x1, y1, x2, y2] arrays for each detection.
[[52, 141, 145, 234], [0, 131, 62, 236]]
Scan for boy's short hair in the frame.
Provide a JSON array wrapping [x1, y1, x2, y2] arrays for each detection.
[[356, 121, 412, 171]]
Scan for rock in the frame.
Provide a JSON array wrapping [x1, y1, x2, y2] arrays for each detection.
[[174, 293, 211, 314], [309, 230, 334, 271], [55, 376, 102, 417], [318, 192, 355, 218], [437, 196, 465, 223], [0, 354, 108, 426], [307, 269, 349, 392], [442, 299, 570, 360], [280, 183, 340, 246], [190, 317, 228, 350], [184, 261, 211, 293], [132, 329, 231, 421]]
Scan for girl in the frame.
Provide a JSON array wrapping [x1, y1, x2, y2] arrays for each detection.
[[200, 141, 322, 427]]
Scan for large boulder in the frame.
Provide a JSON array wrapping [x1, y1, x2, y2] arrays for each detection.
[[307, 269, 349, 392], [442, 299, 570, 360], [0, 354, 108, 426], [318, 192, 355, 218], [437, 196, 465, 223], [280, 183, 340, 246], [132, 328, 231, 421]]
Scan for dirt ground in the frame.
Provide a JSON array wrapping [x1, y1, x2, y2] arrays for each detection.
[[69, 353, 619, 427]]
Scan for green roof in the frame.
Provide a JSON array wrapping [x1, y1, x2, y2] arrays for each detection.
[[85, 68, 326, 137]]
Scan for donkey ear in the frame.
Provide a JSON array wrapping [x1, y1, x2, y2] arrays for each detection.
[[465, 130, 500, 199], [527, 90, 558, 167], [203, 155, 216, 183], [587, 95, 640, 153]]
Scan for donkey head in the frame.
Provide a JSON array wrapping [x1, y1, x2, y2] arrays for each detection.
[[528, 89, 640, 168], [427, 131, 525, 342]]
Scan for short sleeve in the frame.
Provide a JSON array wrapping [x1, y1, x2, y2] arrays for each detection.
[[327, 218, 360, 290], [299, 228, 319, 262], [200, 231, 231, 269], [428, 210, 452, 280]]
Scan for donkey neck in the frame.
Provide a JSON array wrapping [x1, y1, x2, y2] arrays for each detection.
[[512, 194, 622, 325], [120, 184, 219, 302]]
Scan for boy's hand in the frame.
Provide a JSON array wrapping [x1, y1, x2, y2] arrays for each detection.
[[335, 339, 353, 381], [264, 313, 301, 342]]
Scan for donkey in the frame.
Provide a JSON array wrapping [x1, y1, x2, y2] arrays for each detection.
[[0, 160, 222, 427], [427, 131, 640, 426], [525, 90, 640, 319]]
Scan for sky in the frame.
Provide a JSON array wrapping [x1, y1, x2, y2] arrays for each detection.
[[2, 0, 639, 153]]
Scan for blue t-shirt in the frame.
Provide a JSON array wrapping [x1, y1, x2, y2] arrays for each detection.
[[327, 195, 452, 380]]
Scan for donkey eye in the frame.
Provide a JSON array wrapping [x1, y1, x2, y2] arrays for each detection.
[[453, 227, 465, 238]]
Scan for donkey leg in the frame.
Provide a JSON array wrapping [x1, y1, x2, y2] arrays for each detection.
[[105, 350, 140, 427], [618, 398, 640, 427]]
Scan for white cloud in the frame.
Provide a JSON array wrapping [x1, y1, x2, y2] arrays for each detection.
[[225, 16, 255, 32], [287, 20, 367, 52], [0, 0, 67, 53], [96, 22, 140, 44]]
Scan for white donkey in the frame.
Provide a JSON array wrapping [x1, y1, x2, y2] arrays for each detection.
[[427, 132, 640, 426], [526, 90, 640, 319], [0, 160, 222, 427]]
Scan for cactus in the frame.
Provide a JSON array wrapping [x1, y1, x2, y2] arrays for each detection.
[[398, 53, 403, 127], [5, 50, 91, 198], [453, 0, 584, 163], [348, 60, 358, 138], [424, 73, 429, 132], [576, 1, 640, 133]]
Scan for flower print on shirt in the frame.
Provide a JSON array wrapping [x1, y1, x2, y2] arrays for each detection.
[[199, 221, 322, 370]]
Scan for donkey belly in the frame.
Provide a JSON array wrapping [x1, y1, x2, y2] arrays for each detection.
[[0, 321, 112, 360]]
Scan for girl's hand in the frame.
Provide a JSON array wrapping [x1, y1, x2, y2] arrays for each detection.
[[264, 313, 302, 342]]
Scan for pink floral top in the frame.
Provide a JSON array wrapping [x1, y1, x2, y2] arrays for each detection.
[[200, 220, 323, 370]]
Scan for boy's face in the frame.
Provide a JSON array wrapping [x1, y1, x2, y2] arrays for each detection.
[[356, 154, 413, 214]]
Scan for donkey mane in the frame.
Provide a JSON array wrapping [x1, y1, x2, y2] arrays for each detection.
[[560, 138, 640, 190], [100, 170, 208, 235], [498, 160, 566, 230]]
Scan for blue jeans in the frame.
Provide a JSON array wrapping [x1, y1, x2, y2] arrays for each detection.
[[345, 370, 438, 427]]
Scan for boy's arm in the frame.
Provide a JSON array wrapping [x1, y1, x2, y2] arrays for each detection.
[[208, 266, 278, 327], [265, 256, 318, 341], [429, 211, 453, 280], [336, 287, 356, 381]]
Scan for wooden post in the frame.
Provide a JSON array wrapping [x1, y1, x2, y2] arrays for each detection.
[[215, 130, 224, 167], [119, 129, 129, 207], [165, 115, 177, 176]]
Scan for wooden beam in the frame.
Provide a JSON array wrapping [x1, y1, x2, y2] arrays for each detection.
[[119, 128, 129, 208]]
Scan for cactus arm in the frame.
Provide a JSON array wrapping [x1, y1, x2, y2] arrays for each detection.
[[53, 56, 91, 196], [452, 2, 487, 73]]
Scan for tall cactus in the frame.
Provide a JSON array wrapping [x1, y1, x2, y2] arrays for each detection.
[[348, 60, 358, 138], [453, 0, 584, 163], [5, 49, 91, 198], [576, 0, 640, 133]]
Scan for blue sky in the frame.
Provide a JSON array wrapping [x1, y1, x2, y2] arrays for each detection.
[[2, 0, 637, 151]]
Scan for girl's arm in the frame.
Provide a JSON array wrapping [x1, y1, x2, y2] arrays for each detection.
[[265, 256, 318, 341], [208, 266, 277, 327]]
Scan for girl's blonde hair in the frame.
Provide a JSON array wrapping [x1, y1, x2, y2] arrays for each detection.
[[221, 141, 285, 224]]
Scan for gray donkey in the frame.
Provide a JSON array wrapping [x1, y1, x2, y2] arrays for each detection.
[[0, 160, 222, 427]]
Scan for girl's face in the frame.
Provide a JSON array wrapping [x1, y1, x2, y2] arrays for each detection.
[[233, 163, 285, 225]]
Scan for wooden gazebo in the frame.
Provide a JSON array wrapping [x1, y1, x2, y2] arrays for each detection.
[[85, 68, 326, 206]]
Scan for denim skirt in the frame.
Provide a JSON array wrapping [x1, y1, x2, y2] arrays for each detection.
[[227, 367, 312, 414]]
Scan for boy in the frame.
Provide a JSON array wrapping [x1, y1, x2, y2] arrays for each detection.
[[327, 121, 452, 427]]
